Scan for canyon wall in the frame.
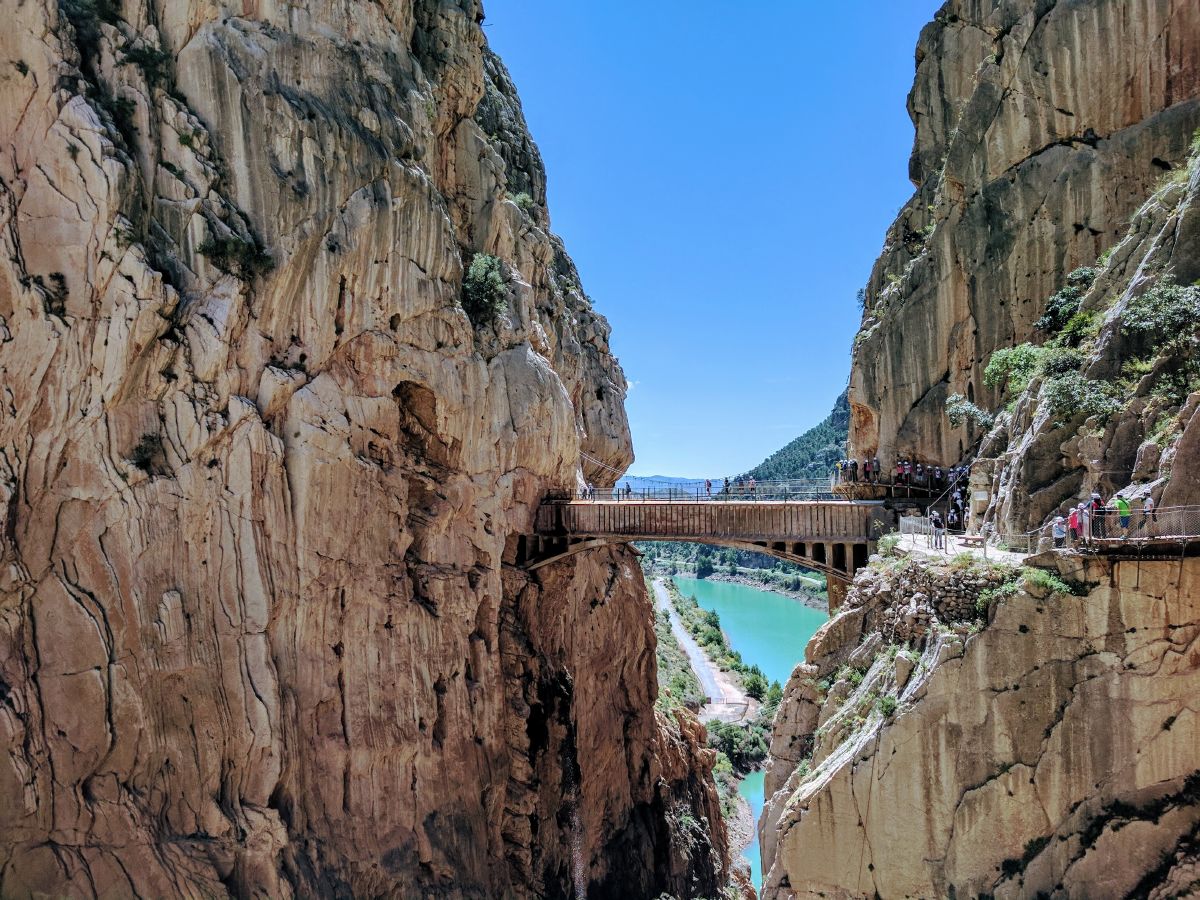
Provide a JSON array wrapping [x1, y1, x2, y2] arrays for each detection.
[[848, 0, 1200, 468], [761, 553, 1200, 899], [0, 1, 728, 896], [762, 1, 1200, 896]]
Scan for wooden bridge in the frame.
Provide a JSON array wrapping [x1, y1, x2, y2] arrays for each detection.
[[522, 500, 893, 603]]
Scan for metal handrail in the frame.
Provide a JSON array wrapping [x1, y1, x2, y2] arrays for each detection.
[[574, 479, 835, 502]]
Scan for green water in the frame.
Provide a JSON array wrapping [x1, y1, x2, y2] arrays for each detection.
[[673, 576, 827, 891], [672, 577, 827, 687], [737, 769, 766, 888]]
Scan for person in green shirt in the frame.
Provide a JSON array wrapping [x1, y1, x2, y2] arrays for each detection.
[[1113, 495, 1132, 536]]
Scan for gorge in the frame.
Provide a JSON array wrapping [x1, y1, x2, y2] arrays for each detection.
[[3, 0, 1200, 899]]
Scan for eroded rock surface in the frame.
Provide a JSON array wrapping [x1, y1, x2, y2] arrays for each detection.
[[849, 0, 1200, 466], [761, 554, 1200, 899], [0, 1, 727, 896]]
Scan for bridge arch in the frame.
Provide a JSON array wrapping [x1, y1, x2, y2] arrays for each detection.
[[521, 534, 867, 582], [522, 499, 891, 609]]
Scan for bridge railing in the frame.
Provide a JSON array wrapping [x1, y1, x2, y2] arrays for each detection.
[[1087, 505, 1200, 545], [573, 479, 836, 502]]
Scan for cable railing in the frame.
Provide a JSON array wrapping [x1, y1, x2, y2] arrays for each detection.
[[1085, 506, 1200, 545], [570, 478, 836, 502], [898, 506, 1200, 557]]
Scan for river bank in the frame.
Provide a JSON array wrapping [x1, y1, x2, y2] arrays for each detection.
[[652, 578, 754, 723], [667, 576, 829, 891]]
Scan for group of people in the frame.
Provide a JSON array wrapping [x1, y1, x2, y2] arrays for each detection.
[[834, 456, 971, 492], [1050, 492, 1156, 547]]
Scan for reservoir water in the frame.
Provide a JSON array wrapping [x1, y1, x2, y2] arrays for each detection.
[[672, 577, 827, 686], [673, 576, 827, 890]]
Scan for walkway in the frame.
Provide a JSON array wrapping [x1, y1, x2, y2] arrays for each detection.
[[652, 578, 750, 724], [528, 499, 888, 584]]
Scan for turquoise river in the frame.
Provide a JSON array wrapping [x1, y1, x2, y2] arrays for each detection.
[[672, 577, 828, 891]]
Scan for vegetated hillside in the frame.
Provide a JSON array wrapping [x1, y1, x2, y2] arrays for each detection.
[[743, 389, 848, 481]]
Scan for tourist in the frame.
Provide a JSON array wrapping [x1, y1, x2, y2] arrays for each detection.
[[625, 482, 632, 500], [1079, 502, 1092, 545], [1114, 494, 1132, 537], [873, 456, 881, 483], [834, 460, 843, 483], [749, 476, 757, 498], [849, 459, 858, 482], [1067, 506, 1080, 545], [934, 466, 944, 488], [1091, 492, 1106, 538], [863, 457, 872, 484], [930, 509, 945, 549], [915, 462, 925, 487], [1052, 515, 1067, 549], [723, 476, 731, 497], [705, 478, 712, 498], [947, 507, 960, 531], [1140, 494, 1156, 535], [904, 459, 913, 484]]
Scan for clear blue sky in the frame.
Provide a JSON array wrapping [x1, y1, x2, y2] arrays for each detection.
[[485, 1, 944, 477]]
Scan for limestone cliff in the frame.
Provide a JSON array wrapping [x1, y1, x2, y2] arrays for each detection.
[[0, 1, 728, 897], [761, 2, 1200, 896], [849, 0, 1200, 467], [760, 553, 1200, 899]]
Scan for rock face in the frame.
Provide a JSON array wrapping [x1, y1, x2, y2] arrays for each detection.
[[0, 1, 727, 897], [975, 132, 1200, 535], [760, 554, 1200, 899], [849, 0, 1200, 467]]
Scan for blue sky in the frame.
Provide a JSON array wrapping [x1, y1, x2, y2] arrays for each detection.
[[485, 1, 944, 477]]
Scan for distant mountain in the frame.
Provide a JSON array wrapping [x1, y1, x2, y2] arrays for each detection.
[[742, 389, 849, 481]]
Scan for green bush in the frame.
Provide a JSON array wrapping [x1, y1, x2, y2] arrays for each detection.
[[744, 670, 768, 701], [1039, 346, 1085, 377], [1035, 268, 1098, 333], [946, 393, 995, 429], [461, 253, 509, 326], [511, 192, 535, 214], [1049, 309, 1101, 349], [1123, 279, 1200, 352], [984, 343, 1043, 394], [1043, 372, 1121, 424], [878, 695, 898, 716]]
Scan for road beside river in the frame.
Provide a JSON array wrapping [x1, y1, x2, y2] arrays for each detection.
[[652, 578, 751, 723]]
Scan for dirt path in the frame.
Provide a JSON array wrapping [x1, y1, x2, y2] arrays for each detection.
[[652, 578, 752, 723]]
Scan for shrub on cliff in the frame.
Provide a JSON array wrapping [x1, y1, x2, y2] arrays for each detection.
[[198, 234, 274, 279], [984, 343, 1043, 395], [1043, 372, 1122, 425], [945, 394, 995, 429], [1035, 267, 1098, 334], [461, 253, 509, 326], [1122, 278, 1200, 354]]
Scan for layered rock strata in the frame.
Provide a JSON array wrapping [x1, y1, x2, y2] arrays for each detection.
[[849, 0, 1200, 467], [761, 553, 1200, 899], [0, 1, 727, 896]]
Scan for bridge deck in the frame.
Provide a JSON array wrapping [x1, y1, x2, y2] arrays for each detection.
[[529, 500, 888, 592], [536, 500, 878, 542]]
